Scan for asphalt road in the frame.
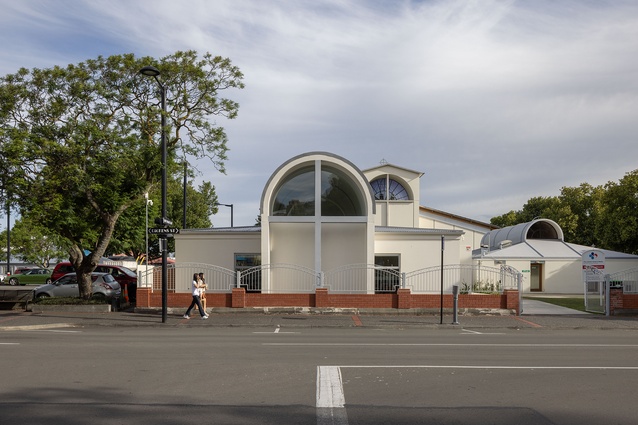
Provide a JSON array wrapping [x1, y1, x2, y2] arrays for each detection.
[[1, 309, 637, 425]]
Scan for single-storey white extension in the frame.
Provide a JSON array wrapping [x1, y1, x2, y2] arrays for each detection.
[[473, 218, 638, 293]]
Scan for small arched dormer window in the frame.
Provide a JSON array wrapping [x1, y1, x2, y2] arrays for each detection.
[[370, 177, 410, 201]]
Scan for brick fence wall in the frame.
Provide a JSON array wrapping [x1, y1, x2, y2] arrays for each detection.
[[136, 287, 520, 314], [610, 288, 638, 315]]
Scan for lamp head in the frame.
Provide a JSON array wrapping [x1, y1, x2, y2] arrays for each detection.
[[139, 66, 161, 77]]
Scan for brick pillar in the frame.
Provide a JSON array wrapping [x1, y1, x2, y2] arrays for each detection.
[[231, 287, 246, 308], [504, 289, 520, 315], [609, 288, 623, 316], [315, 288, 329, 308], [137, 287, 151, 308], [397, 288, 411, 309]]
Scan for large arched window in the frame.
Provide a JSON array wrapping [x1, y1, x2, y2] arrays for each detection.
[[272, 166, 315, 216], [272, 163, 365, 216], [321, 166, 365, 216], [370, 177, 410, 201]]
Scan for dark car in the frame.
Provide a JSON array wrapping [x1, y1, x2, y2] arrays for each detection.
[[34, 272, 121, 300], [51, 262, 137, 303]]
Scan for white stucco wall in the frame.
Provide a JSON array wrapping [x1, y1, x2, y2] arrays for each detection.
[[176, 231, 260, 270], [420, 214, 492, 267], [375, 233, 461, 272], [270, 223, 315, 270], [322, 223, 367, 271]]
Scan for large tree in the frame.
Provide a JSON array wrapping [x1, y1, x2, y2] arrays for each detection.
[[0, 51, 244, 298], [489, 175, 636, 253], [108, 179, 219, 260], [597, 170, 638, 254], [0, 216, 68, 268]]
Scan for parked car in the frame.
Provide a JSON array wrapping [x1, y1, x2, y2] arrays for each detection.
[[34, 272, 121, 300], [7, 268, 52, 286], [0, 272, 6, 283], [51, 262, 137, 303], [12, 267, 36, 275]]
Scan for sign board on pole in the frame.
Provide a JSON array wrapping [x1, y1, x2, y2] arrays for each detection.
[[582, 249, 605, 284]]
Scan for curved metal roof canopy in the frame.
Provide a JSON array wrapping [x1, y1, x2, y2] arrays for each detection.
[[480, 218, 563, 251]]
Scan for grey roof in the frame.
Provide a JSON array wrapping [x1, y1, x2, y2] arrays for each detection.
[[376, 226, 463, 235], [179, 225, 463, 236], [180, 226, 261, 234], [361, 162, 424, 177], [474, 239, 638, 260]]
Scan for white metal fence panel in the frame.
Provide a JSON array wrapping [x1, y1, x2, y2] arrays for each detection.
[[239, 264, 319, 293], [323, 264, 401, 294], [138, 263, 236, 293], [406, 264, 521, 294], [584, 266, 606, 314], [607, 267, 638, 294]]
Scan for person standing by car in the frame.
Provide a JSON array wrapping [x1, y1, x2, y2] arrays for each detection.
[[183, 273, 208, 320]]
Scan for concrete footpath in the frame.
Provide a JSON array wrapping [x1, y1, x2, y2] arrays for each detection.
[[1, 302, 637, 331]]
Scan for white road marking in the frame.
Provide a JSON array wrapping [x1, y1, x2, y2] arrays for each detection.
[[0, 343, 19, 345], [314, 362, 638, 425], [339, 365, 638, 370], [0, 323, 80, 331], [316, 366, 348, 425]]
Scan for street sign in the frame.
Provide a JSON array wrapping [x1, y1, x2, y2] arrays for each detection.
[[148, 227, 180, 235]]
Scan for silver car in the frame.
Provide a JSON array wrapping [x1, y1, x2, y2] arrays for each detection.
[[34, 272, 121, 300]]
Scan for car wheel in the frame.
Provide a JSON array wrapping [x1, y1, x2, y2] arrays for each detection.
[[36, 293, 50, 299], [8, 277, 18, 286], [91, 293, 106, 301], [45, 278, 52, 285]]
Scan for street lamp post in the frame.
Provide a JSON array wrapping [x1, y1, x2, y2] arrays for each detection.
[[183, 161, 187, 229], [216, 203, 234, 227], [144, 192, 153, 283], [139, 65, 169, 323], [5, 193, 9, 277]]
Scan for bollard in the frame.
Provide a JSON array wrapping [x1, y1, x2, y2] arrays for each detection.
[[452, 284, 459, 325], [111, 296, 120, 312]]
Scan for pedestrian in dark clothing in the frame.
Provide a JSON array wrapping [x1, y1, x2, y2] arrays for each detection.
[[183, 273, 208, 319]]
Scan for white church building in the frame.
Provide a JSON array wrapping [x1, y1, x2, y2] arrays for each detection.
[[169, 151, 638, 299]]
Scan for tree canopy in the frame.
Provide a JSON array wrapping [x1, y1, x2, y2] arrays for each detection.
[[490, 172, 638, 254], [0, 51, 244, 297]]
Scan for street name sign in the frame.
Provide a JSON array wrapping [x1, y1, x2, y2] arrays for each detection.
[[148, 227, 180, 235]]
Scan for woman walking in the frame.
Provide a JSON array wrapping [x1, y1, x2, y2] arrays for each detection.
[[183, 273, 209, 319]]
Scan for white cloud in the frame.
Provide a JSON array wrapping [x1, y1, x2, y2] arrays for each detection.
[[1, 0, 638, 227]]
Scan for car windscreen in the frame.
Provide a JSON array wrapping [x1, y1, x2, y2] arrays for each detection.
[[120, 267, 137, 277]]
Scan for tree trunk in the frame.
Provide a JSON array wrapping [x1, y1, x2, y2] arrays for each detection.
[[68, 213, 119, 300]]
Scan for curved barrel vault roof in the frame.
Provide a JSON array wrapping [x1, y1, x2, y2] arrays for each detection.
[[480, 218, 564, 251]]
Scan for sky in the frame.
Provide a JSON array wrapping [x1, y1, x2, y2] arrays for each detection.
[[1, 0, 637, 228]]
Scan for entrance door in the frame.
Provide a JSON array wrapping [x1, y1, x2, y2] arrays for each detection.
[[530, 263, 543, 292]]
